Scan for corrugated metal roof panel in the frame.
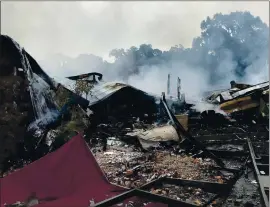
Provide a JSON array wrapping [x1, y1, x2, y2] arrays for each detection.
[[231, 82, 269, 98], [88, 82, 131, 106]]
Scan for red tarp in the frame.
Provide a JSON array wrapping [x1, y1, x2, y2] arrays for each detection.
[[1, 134, 167, 207]]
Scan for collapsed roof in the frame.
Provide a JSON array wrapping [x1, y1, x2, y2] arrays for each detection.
[[205, 81, 269, 116], [88, 81, 155, 107], [206, 81, 269, 104]]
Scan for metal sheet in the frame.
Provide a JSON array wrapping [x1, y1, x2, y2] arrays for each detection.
[[209, 82, 269, 103], [231, 82, 269, 98], [220, 90, 233, 101], [88, 81, 150, 107]]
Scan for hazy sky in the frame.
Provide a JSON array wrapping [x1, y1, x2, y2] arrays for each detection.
[[1, 1, 269, 61]]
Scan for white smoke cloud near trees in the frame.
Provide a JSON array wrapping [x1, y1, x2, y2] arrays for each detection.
[[39, 11, 269, 101], [2, 1, 268, 100]]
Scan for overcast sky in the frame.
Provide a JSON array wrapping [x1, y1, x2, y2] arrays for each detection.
[[1, 1, 269, 61]]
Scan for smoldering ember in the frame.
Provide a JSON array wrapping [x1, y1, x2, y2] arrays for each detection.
[[0, 12, 269, 207]]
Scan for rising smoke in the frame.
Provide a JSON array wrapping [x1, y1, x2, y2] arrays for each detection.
[[38, 11, 269, 103]]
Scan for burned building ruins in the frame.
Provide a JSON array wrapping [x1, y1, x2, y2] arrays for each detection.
[[0, 35, 269, 207]]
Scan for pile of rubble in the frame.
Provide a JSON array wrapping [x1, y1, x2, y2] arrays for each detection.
[[95, 149, 226, 186]]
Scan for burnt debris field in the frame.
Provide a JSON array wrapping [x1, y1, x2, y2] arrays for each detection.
[[0, 11, 269, 207]]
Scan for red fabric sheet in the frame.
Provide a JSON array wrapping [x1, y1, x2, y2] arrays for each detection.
[[1, 134, 167, 207]]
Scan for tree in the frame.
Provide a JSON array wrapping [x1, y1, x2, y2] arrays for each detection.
[[43, 12, 268, 86], [54, 85, 72, 109], [192, 11, 269, 83], [74, 80, 93, 100], [107, 11, 268, 85]]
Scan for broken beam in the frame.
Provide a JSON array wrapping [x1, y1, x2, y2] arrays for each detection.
[[160, 93, 225, 167]]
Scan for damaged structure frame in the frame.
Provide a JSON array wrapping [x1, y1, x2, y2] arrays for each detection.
[[93, 175, 242, 207], [93, 94, 249, 207], [1, 34, 269, 207]]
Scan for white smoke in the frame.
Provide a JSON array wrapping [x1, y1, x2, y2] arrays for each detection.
[[127, 62, 211, 102]]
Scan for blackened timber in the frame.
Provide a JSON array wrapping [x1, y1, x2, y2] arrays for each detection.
[[92, 189, 135, 207], [206, 149, 248, 158], [93, 188, 197, 207], [247, 137, 269, 207], [139, 177, 165, 190], [161, 178, 231, 195], [135, 189, 197, 207], [193, 132, 268, 142], [139, 177, 232, 195], [67, 72, 103, 82]]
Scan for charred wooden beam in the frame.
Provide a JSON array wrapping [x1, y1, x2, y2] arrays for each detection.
[[160, 93, 225, 167], [247, 137, 269, 207]]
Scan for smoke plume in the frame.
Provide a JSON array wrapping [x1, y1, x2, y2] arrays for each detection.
[[40, 11, 268, 104]]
